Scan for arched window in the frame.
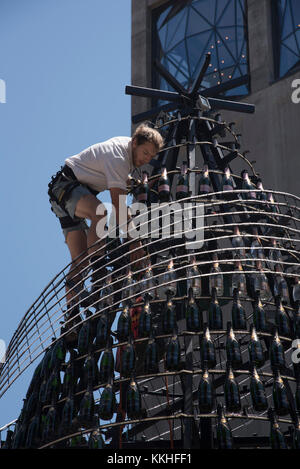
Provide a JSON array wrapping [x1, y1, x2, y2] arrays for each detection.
[[152, 0, 249, 98], [272, 0, 300, 79]]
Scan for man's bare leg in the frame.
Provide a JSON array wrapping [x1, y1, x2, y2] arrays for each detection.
[[65, 229, 88, 304]]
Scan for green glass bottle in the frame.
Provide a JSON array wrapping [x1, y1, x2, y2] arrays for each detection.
[[77, 311, 94, 357], [198, 165, 211, 195], [158, 165, 170, 202], [144, 332, 159, 374], [270, 329, 285, 370], [138, 296, 152, 338], [216, 403, 233, 449], [42, 395, 58, 442], [293, 303, 300, 339], [137, 171, 149, 205], [50, 337, 66, 369], [3, 429, 14, 449], [99, 340, 114, 384], [26, 359, 43, 399], [231, 288, 247, 330], [99, 375, 117, 421], [61, 349, 79, 399], [117, 305, 132, 342], [121, 335, 136, 378], [88, 429, 105, 449], [126, 375, 142, 419], [200, 324, 216, 369], [82, 345, 99, 389], [208, 287, 223, 330], [224, 363, 241, 412], [198, 362, 214, 413], [176, 161, 189, 200], [25, 402, 42, 448], [250, 365, 268, 412], [78, 376, 95, 426], [275, 296, 290, 337], [226, 322, 242, 369], [95, 313, 110, 349], [253, 291, 267, 332], [186, 287, 201, 331], [165, 330, 181, 371], [45, 362, 61, 404], [60, 384, 75, 436], [272, 368, 290, 416], [292, 417, 300, 449], [268, 408, 287, 449], [248, 324, 265, 368], [162, 292, 176, 334]]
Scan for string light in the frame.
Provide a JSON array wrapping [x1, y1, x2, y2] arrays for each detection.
[[225, 36, 229, 40], [229, 75, 232, 79], [221, 60, 225, 64]]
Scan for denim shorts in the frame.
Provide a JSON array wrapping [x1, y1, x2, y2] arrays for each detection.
[[49, 175, 92, 241]]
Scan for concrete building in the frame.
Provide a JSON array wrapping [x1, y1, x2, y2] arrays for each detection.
[[131, 0, 300, 197]]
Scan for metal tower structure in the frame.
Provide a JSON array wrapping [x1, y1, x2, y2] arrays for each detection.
[[0, 54, 300, 449]]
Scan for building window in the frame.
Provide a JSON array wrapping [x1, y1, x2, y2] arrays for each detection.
[[272, 0, 300, 79], [152, 0, 249, 99]]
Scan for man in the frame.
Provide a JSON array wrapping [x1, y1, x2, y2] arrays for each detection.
[[48, 123, 164, 317]]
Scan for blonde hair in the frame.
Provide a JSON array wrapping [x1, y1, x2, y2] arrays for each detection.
[[132, 123, 164, 151]]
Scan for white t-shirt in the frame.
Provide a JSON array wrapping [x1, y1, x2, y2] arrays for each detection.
[[65, 136, 133, 193]]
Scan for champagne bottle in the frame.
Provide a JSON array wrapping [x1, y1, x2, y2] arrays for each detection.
[[253, 291, 267, 332], [293, 278, 300, 303], [250, 228, 265, 265], [268, 408, 287, 449], [248, 324, 265, 368], [126, 375, 142, 419], [121, 334, 136, 378], [221, 167, 234, 193], [60, 383, 75, 436], [273, 266, 290, 304], [77, 311, 94, 357], [250, 365, 268, 411], [117, 305, 132, 342], [198, 164, 211, 195], [224, 363, 241, 412], [241, 169, 256, 200], [176, 161, 189, 200], [251, 261, 271, 302], [256, 179, 267, 202], [50, 337, 66, 369], [275, 296, 290, 337], [158, 165, 171, 202], [231, 288, 247, 330], [200, 324, 216, 369], [138, 296, 152, 338], [208, 287, 223, 330], [232, 226, 246, 259], [293, 302, 300, 339], [88, 429, 105, 449], [78, 376, 95, 426], [99, 340, 114, 384], [216, 403, 233, 449], [231, 260, 247, 298], [162, 292, 176, 334], [99, 375, 116, 421], [100, 273, 114, 307], [25, 403, 41, 448], [272, 368, 290, 416], [187, 255, 202, 297], [267, 192, 279, 214], [165, 330, 181, 371], [295, 377, 300, 413], [45, 362, 61, 404], [61, 349, 78, 399], [144, 332, 159, 374], [139, 261, 156, 299], [267, 238, 283, 271], [292, 417, 300, 449], [12, 420, 27, 449], [122, 269, 137, 305], [270, 329, 286, 370], [198, 362, 214, 413], [209, 254, 224, 297], [41, 341, 55, 380], [226, 322, 242, 369], [42, 395, 58, 442], [95, 313, 110, 348], [186, 287, 201, 332], [82, 345, 99, 388], [158, 258, 177, 299], [137, 171, 149, 205], [3, 430, 14, 449]]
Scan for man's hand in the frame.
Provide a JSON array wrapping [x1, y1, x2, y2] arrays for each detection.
[[129, 239, 146, 271]]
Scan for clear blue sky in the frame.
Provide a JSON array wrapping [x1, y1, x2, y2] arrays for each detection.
[[0, 0, 131, 429]]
